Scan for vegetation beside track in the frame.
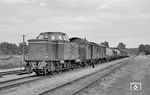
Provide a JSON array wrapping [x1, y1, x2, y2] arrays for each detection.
[[0, 55, 25, 69]]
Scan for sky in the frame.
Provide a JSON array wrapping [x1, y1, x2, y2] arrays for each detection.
[[0, 0, 149, 48]]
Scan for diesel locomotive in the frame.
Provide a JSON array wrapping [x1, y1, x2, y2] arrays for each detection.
[[25, 32, 128, 75]]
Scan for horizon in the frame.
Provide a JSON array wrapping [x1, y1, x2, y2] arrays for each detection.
[[0, 36, 139, 49]]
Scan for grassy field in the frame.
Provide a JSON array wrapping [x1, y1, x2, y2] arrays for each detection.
[[0, 55, 26, 69]]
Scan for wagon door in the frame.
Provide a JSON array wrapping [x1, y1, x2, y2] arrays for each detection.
[[90, 45, 93, 58]]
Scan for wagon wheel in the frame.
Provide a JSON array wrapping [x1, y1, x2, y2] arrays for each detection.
[[43, 65, 49, 75]]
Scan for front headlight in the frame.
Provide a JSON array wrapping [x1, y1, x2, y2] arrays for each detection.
[[60, 60, 64, 64], [25, 54, 29, 60], [45, 54, 48, 59]]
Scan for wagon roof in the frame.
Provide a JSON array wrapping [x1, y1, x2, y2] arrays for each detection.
[[119, 49, 128, 52], [112, 49, 120, 52], [111, 48, 128, 52], [99, 44, 107, 47], [70, 37, 89, 44], [89, 42, 98, 46], [111, 48, 119, 50]]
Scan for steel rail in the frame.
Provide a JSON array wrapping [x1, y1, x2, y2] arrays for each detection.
[[0, 64, 88, 91], [39, 59, 128, 95], [0, 75, 42, 91], [71, 61, 128, 95], [0, 70, 25, 76], [0, 57, 130, 93]]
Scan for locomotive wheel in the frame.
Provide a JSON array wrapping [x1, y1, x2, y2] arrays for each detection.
[[49, 71, 54, 75], [35, 71, 44, 76]]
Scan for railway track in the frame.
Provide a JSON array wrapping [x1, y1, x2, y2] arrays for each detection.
[[0, 64, 86, 92], [0, 75, 42, 91], [39, 59, 129, 95], [0, 58, 130, 95], [0, 70, 24, 76], [71, 61, 127, 95]]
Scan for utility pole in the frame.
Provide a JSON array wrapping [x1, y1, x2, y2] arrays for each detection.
[[22, 35, 25, 61]]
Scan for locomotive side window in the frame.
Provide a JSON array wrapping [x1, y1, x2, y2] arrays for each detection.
[[44, 35, 48, 39], [63, 34, 69, 41], [49, 34, 64, 40], [58, 35, 63, 40], [38, 34, 48, 39], [63, 35, 67, 41], [51, 36, 55, 40], [38, 34, 44, 39]]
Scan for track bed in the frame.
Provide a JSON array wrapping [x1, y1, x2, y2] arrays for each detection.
[[0, 58, 129, 95]]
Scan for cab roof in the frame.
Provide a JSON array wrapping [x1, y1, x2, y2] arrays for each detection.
[[40, 32, 66, 35]]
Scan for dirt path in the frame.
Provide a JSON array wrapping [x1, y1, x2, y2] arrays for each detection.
[[78, 55, 150, 95]]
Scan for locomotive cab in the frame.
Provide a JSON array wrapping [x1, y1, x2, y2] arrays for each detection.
[[37, 32, 70, 43]]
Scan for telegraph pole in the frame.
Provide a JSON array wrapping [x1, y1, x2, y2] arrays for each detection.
[[22, 35, 25, 61]]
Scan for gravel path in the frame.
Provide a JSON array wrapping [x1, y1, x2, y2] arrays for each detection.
[[76, 55, 150, 95]]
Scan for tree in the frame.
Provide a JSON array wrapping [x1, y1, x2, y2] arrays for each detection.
[[117, 42, 126, 49], [0, 42, 19, 55], [18, 42, 28, 55], [143, 45, 150, 55], [0, 42, 28, 55], [0, 50, 4, 55], [137, 44, 150, 55], [101, 41, 109, 47], [138, 44, 145, 55]]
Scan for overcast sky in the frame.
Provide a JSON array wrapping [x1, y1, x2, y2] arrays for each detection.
[[0, 0, 149, 48]]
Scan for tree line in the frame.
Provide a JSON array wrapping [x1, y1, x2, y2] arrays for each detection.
[[0, 41, 127, 55], [101, 41, 126, 49], [0, 42, 28, 55], [138, 44, 150, 55]]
